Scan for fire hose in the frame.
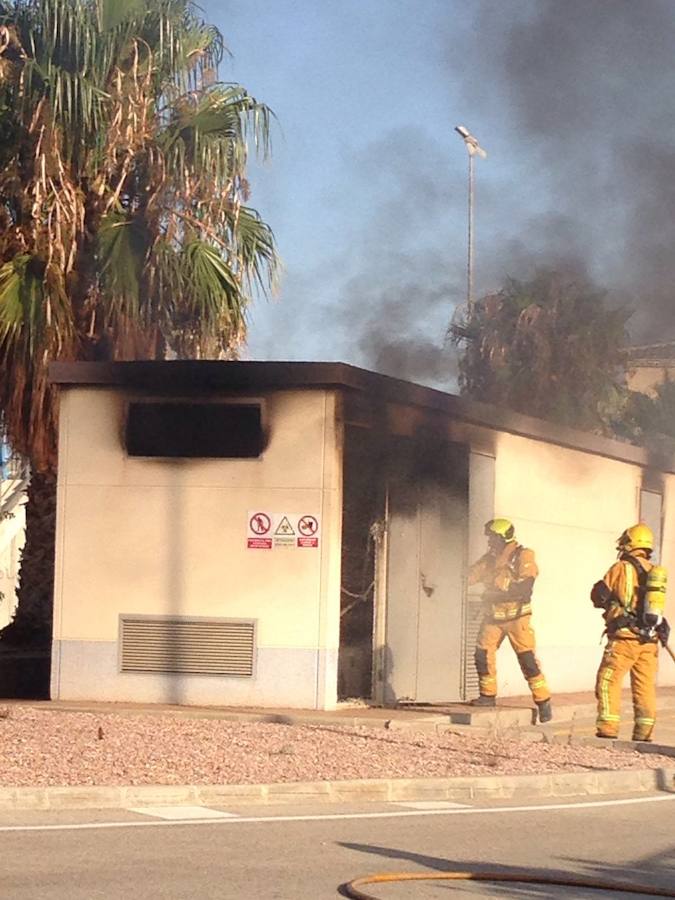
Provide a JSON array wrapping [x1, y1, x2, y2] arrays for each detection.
[[343, 640, 675, 896], [343, 869, 675, 898]]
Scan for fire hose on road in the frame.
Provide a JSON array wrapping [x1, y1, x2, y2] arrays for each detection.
[[343, 643, 675, 897], [344, 727, 675, 899], [343, 869, 675, 898]]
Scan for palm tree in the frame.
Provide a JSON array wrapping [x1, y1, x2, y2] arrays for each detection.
[[0, 0, 278, 652]]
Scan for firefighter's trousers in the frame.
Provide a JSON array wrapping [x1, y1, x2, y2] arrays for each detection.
[[474, 614, 550, 703], [595, 637, 658, 741]]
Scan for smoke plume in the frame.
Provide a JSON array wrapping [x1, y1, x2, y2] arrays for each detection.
[[454, 0, 675, 339], [251, 1, 675, 382]]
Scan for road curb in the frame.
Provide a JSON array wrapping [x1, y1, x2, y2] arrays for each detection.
[[0, 766, 673, 811]]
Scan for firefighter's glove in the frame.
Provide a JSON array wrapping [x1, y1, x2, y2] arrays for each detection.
[[591, 580, 613, 610], [656, 618, 671, 647]]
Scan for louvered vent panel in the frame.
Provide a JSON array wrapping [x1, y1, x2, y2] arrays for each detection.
[[120, 618, 255, 676], [463, 601, 482, 699]]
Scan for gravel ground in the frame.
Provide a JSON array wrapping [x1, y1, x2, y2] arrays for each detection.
[[0, 707, 672, 787]]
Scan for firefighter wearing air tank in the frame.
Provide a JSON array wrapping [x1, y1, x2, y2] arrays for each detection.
[[468, 518, 552, 723], [591, 523, 670, 741]]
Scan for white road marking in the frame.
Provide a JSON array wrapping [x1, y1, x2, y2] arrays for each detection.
[[396, 801, 471, 810], [0, 793, 674, 833], [128, 806, 239, 820]]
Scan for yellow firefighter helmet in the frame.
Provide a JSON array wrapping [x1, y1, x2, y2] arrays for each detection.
[[617, 523, 654, 553], [484, 518, 515, 541]]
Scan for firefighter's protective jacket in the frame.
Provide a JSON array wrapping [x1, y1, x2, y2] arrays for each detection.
[[601, 554, 654, 639], [595, 550, 659, 741], [468, 541, 538, 621]]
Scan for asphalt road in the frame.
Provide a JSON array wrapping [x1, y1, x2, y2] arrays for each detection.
[[1, 792, 674, 898]]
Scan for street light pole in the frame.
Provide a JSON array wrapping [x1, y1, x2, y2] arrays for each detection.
[[467, 149, 475, 316], [454, 125, 487, 317]]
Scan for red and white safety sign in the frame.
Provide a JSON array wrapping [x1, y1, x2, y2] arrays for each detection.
[[247, 512, 272, 549], [246, 512, 320, 550], [297, 515, 319, 547]]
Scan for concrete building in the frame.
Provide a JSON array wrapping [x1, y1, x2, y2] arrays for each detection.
[[0, 444, 27, 631], [49, 361, 675, 710], [626, 343, 675, 396]]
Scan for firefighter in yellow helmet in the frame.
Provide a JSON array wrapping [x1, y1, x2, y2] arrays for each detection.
[[591, 523, 670, 741], [468, 518, 552, 723]]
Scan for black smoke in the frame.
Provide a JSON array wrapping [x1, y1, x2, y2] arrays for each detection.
[[254, 129, 465, 388], [454, 0, 675, 339], [251, 1, 675, 381]]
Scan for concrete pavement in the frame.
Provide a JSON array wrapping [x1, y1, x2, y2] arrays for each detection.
[[13, 684, 675, 732]]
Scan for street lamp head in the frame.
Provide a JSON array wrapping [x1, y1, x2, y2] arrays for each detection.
[[454, 124, 487, 160]]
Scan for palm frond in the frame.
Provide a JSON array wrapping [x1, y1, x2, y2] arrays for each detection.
[[22, 57, 109, 147], [0, 255, 32, 331], [97, 0, 147, 32], [140, 0, 224, 92], [233, 205, 278, 296], [98, 212, 149, 320], [0, 254, 75, 355], [0, 255, 44, 351], [159, 84, 273, 181], [181, 238, 241, 323]]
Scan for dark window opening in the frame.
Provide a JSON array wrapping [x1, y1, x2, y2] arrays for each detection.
[[125, 402, 263, 458]]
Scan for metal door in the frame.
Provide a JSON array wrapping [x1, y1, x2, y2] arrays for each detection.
[[382, 437, 468, 704]]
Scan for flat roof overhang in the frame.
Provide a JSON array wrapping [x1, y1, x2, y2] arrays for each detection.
[[49, 360, 674, 475]]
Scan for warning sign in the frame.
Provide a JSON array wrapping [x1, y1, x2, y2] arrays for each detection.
[[275, 516, 295, 536], [249, 513, 271, 535], [297, 515, 319, 548], [247, 512, 320, 550], [247, 512, 272, 549], [298, 515, 318, 535], [273, 515, 295, 548], [248, 537, 272, 549]]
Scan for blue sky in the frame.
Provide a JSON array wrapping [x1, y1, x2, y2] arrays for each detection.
[[204, 1, 675, 386]]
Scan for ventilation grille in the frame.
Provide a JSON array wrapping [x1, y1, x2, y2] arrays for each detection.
[[463, 601, 482, 699], [120, 617, 255, 677]]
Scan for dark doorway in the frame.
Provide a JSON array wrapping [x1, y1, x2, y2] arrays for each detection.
[[338, 421, 469, 705], [337, 425, 386, 700]]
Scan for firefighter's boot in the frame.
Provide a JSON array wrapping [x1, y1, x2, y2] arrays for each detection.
[[536, 698, 552, 723], [470, 695, 496, 707]]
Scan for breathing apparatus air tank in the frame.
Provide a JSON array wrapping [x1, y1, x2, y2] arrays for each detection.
[[643, 565, 667, 628]]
